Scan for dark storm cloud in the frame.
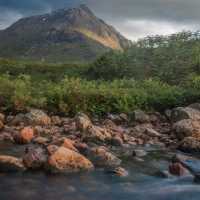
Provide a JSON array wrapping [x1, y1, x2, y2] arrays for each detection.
[[0, 0, 200, 40]]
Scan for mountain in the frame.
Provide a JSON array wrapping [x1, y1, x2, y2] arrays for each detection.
[[0, 5, 131, 63]]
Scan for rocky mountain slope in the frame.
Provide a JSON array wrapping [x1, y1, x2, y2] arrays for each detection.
[[0, 5, 131, 62]]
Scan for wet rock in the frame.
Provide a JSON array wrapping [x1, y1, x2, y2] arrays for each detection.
[[169, 162, 189, 176], [171, 107, 200, 123], [14, 127, 35, 144], [132, 110, 150, 123], [75, 113, 92, 132], [23, 147, 47, 170], [0, 155, 25, 172], [86, 146, 121, 168], [110, 136, 124, 146], [132, 149, 147, 157], [178, 137, 200, 153], [47, 147, 94, 173], [107, 167, 129, 177], [173, 119, 200, 140]]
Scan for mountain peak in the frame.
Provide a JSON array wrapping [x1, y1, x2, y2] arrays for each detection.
[[0, 5, 131, 62]]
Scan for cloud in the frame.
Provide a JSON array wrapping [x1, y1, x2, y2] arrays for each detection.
[[0, 0, 200, 40]]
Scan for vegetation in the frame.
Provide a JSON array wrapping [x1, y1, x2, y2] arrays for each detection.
[[1, 31, 200, 115]]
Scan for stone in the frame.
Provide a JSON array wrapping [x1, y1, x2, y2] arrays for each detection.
[[62, 138, 78, 152], [178, 137, 200, 153], [145, 128, 161, 137], [169, 162, 189, 176], [110, 136, 124, 146], [132, 110, 150, 123], [83, 125, 112, 143], [0, 155, 25, 172], [87, 146, 121, 168], [25, 109, 51, 126], [51, 116, 62, 126], [171, 107, 200, 123], [0, 113, 5, 123], [0, 120, 4, 130], [132, 149, 147, 157], [107, 167, 129, 177], [33, 136, 50, 145], [23, 147, 47, 170], [14, 127, 35, 144], [75, 113, 92, 132], [47, 147, 94, 173]]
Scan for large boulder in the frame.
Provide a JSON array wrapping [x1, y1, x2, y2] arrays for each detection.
[[172, 119, 200, 140], [86, 146, 121, 168], [0, 155, 25, 172], [14, 127, 35, 144], [171, 107, 200, 123], [47, 147, 94, 173], [23, 147, 48, 170], [75, 113, 92, 132]]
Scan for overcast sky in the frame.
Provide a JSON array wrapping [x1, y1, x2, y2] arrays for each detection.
[[0, 0, 199, 40]]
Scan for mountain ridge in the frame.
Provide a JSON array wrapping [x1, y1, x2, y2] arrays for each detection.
[[0, 5, 131, 62]]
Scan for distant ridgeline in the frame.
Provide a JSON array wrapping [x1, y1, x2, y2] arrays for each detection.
[[0, 5, 131, 63]]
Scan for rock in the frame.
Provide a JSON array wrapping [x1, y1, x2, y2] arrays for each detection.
[[155, 170, 172, 178], [33, 136, 50, 145], [74, 142, 89, 155], [47, 145, 59, 155], [23, 147, 47, 170], [110, 136, 124, 146], [107, 113, 128, 124], [83, 125, 112, 143], [171, 107, 200, 123], [178, 137, 200, 153], [107, 167, 129, 177], [47, 147, 94, 173], [0, 113, 5, 123], [14, 127, 35, 144], [188, 103, 200, 111], [172, 119, 200, 140], [9, 113, 26, 126], [132, 110, 150, 123], [132, 149, 147, 157], [0, 155, 25, 172], [0, 120, 4, 130], [87, 146, 121, 168], [169, 162, 189, 176], [75, 113, 92, 132], [62, 138, 78, 152], [25, 109, 51, 126], [51, 116, 62, 126], [145, 128, 161, 137]]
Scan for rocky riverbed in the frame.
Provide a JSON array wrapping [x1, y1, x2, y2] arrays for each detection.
[[1, 104, 200, 199]]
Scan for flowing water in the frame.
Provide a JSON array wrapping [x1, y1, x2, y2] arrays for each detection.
[[0, 142, 200, 200]]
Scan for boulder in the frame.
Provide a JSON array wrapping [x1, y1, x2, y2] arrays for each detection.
[[171, 107, 200, 123], [87, 146, 121, 168], [110, 136, 124, 146], [23, 147, 47, 170], [0, 120, 4, 130], [178, 137, 200, 153], [75, 113, 92, 132], [83, 125, 112, 143], [132, 110, 150, 123], [25, 109, 51, 126], [188, 103, 200, 111], [47, 147, 94, 173], [0, 155, 25, 172], [14, 127, 35, 144]]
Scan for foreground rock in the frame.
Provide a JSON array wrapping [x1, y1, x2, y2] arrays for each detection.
[[14, 127, 35, 144], [23, 147, 47, 170], [0, 155, 25, 172], [47, 147, 94, 173], [86, 146, 121, 168]]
